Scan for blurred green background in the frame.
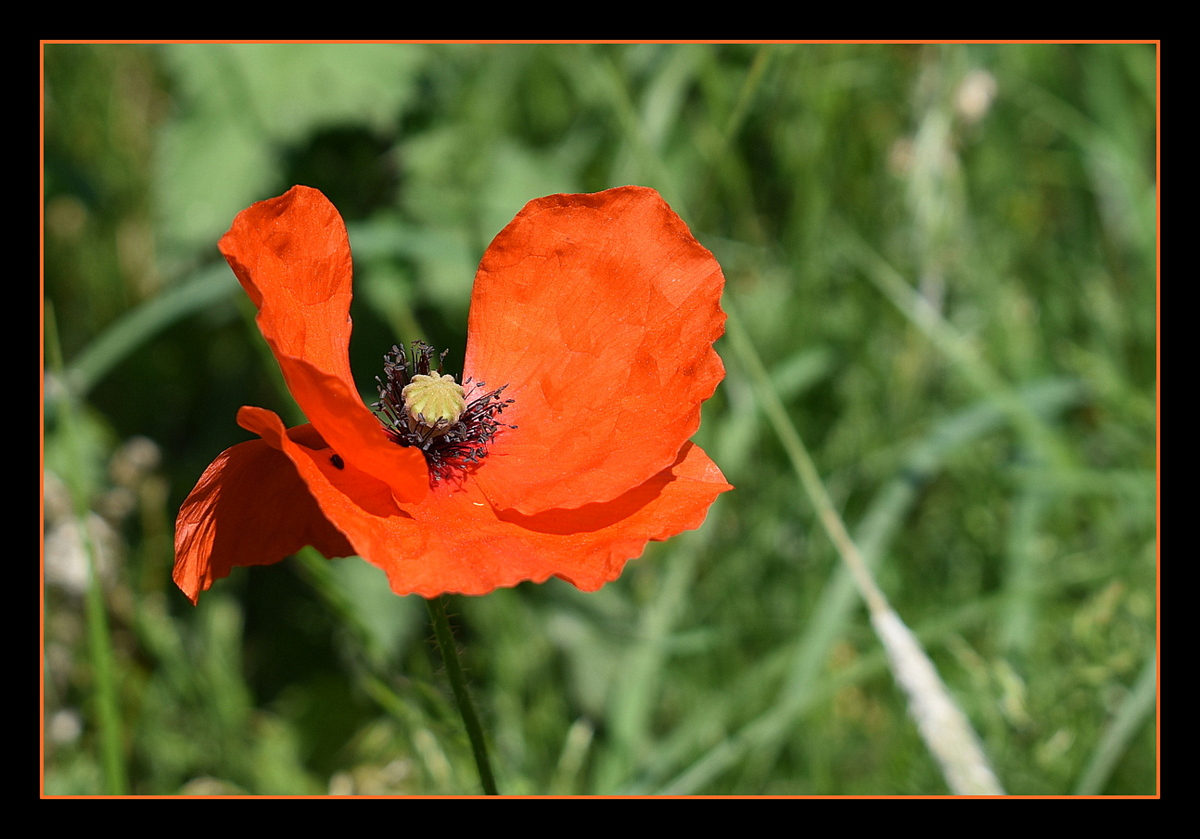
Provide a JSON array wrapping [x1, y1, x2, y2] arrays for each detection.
[[42, 43, 1157, 796]]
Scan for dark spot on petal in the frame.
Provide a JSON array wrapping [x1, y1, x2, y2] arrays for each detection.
[[330, 454, 345, 469]]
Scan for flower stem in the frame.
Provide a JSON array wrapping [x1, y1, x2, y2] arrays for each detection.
[[424, 595, 500, 795]]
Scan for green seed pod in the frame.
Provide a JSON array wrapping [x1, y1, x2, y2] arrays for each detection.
[[402, 372, 466, 435]]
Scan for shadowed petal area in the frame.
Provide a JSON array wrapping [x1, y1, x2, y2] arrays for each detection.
[[220, 185, 427, 503], [238, 406, 412, 523], [464, 187, 726, 515], [173, 431, 356, 605]]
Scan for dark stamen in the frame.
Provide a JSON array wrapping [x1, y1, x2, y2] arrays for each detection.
[[372, 341, 515, 484]]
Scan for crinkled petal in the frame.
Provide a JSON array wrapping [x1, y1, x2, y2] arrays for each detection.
[[173, 428, 355, 605], [240, 404, 731, 597], [219, 185, 427, 503], [464, 186, 726, 515]]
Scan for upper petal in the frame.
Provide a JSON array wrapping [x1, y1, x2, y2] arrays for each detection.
[[463, 186, 726, 515], [220, 185, 357, 386], [173, 427, 356, 604], [219, 185, 427, 503]]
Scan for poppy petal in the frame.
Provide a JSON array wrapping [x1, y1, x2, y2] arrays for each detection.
[[219, 185, 427, 503], [173, 430, 356, 605], [464, 187, 726, 515], [240, 396, 731, 596]]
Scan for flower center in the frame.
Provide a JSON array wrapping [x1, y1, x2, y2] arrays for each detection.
[[373, 341, 515, 484], [402, 372, 466, 436]]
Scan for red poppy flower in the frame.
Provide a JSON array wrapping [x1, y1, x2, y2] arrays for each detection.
[[174, 185, 731, 602]]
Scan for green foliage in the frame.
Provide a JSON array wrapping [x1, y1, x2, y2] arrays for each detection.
[[43, 42, 1157, 796]]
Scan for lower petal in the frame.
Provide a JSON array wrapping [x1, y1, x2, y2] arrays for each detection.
[[232, 409, 731, 599], [380, 442, 732, 597]]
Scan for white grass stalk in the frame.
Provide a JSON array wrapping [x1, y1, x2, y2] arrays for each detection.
[[729, 304, 1005, 795], [872, 608, 1004, 795]]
